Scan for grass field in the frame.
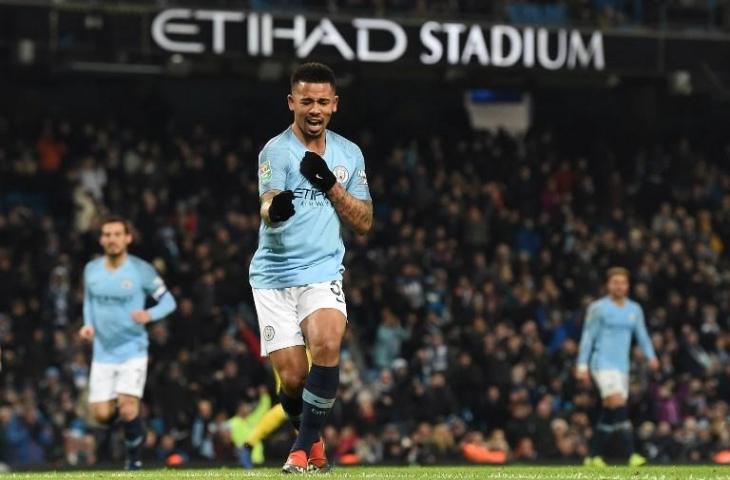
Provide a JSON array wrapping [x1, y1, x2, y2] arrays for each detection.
[[4, 466, 730, 480]]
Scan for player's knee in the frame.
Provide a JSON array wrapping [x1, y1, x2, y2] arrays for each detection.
[[118, 400, 140, 421], [119, 407, 138, 422], [92, 408, 114, 424], [603, 395, 626, 409], [279, 370, 307, 394], [93, 413, 111, 424], [309, 337, 342, 363]]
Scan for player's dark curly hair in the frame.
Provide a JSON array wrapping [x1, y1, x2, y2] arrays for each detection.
[[290, 62, 336, 91]]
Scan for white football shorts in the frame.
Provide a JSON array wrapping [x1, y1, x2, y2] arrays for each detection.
[[591, 369, 629, 399], [252, 280, 348, 357], [88, 356, 148, 403]]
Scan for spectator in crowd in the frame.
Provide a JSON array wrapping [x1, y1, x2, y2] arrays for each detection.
[[227, 386, 271, 468]]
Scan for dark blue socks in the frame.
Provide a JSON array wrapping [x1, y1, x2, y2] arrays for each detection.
[[279, 390, 304, 431], [591, 408, 612, 457], [592, 406, 635, 459], [292, 364, 339, 452], [122, 416, 144, 464], [614, 405, 635, 457]]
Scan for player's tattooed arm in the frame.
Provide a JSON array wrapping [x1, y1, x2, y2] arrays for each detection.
[[327, 183, 373, 235], [260, 189, 281, 226]]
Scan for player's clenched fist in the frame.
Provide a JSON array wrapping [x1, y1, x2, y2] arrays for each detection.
[[648, 358, 660, 372], [269, 190, 296, 222], [300, 151, 336, 192], [79, 325, 95, 341], [131, 310, 151, 325]]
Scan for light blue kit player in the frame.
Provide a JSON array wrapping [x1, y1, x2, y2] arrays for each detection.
[[249, 63, 373, 473], [576, 267, 659, 467], [79, 216, 176, 470]]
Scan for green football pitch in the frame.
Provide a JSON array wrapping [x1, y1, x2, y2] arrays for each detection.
[[4, 466, 730, 480]]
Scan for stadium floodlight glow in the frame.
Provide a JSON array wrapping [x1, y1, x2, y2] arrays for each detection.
[[151, 9, 605, 71]]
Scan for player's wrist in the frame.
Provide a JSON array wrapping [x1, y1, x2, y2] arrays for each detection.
[[261, 209, 271, 225], [326, 182, 345, 201]]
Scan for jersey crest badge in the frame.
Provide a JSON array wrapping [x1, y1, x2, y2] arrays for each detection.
[[333, 165, 349, 184]]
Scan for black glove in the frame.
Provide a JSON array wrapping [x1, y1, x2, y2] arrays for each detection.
[[300, 151, 336, 192], [268, 190, 295, 222]]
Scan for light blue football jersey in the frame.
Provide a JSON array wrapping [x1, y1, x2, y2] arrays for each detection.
[[249, 126, 371, 289], [83, 255, 176, 363], [577, 296, 656, 373]]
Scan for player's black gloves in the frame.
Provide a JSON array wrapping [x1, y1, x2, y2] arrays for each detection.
[[300, 151, 336, 192], [269, 190, 295, 222]]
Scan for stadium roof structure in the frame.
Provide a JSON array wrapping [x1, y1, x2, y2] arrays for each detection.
[[0, 0, 729, 92]]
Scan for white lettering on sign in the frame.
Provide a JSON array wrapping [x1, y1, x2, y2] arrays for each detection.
[[152, 9, 203, 54], [352, 18, 407, 63], [150, 9, 606, 71]]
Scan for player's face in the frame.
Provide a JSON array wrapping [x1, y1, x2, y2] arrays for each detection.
[[607, 274, 629, 299], [99, 222, 132, 257], [288, 82, 338, 140]]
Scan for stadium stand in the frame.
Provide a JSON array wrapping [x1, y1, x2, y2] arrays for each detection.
[[0, 113, 728, 466]]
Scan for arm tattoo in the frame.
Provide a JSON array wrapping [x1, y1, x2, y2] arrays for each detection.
[[328, 184, 373, 235], [260, 189, 281, 226]]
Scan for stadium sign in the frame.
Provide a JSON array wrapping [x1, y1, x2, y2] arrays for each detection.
[[151, 9, 605, 71]]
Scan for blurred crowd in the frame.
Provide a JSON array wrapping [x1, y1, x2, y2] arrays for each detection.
[[0, 115, 729, 468]]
